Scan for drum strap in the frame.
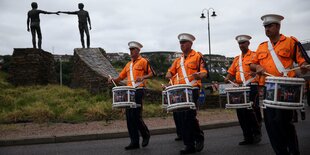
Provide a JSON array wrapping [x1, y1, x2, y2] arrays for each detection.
[[239, 54, 256, 86], [129, 62, 135, 87], [130, 62, 144, 88], [268, 41, 288, 76], [238, 54, 246, 84], [180, 56, 197, 85]]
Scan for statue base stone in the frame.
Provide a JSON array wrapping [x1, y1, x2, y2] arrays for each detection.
[[71, 48, 119, 93], [8, 48, 57, 86]]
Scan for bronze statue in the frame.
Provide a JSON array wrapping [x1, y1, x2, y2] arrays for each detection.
[[59, 3, 92, 48], [27, 2, 59, 49]]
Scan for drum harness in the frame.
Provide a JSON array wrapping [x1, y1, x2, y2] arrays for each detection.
[[129, 57, 156, 89], [180, 56, 198, 87], [239, 54, 256, 86], [130, 62, 143, 89], [267, 41, 289, 77]]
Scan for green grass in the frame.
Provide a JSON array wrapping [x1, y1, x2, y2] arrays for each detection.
[[0, 71, 229, 124], [0, 71, 168, 124], [146, 77, 167, 91]]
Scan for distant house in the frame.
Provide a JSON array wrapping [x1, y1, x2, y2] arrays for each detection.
[[53, 55, 73, 62], [140, 51, 181, 62], [203, 54, 232, 72], [106, 52, 130, 62]]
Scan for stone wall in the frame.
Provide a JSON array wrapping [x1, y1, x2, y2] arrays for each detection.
[[71, 48, 119, 93], [8, 48, 57, 86]]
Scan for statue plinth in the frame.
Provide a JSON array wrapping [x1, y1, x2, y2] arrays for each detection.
[[8, 48, 57, 86]]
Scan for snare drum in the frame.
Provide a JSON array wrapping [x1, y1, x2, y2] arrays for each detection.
[[163, 84, 196, 112], [162, 91, 168, 109], [263, 76, 305, 110], [225, 87, 252, 109], [112, 86, 137, 108]]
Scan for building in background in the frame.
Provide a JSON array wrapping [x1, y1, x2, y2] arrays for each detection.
[[106, 52, 130, 62]]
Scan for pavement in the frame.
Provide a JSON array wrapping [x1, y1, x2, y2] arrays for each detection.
[[0, 112, 239, 147], [1, 105, 308, 147]]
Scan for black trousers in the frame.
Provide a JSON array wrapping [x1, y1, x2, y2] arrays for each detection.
[[262, 86, 300, 155], [182, 89, 204, 147], [264, 108, 300, 155], [126, 89, 150, 145], [236, 85, 262, 140], [173, 111, 183, 138]]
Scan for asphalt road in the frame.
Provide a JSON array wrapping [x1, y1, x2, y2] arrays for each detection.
[[1, 112, 309, 155]]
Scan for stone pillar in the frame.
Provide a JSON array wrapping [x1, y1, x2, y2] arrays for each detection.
[[8, 48, 57, 86], [71, 48, 119, 93]]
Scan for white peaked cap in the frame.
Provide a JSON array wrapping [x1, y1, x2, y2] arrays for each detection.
[[178, 33, 195, 42], [235, 35, 252, 43], [261, 14, 284, 26], [128, 41, 143, 49]]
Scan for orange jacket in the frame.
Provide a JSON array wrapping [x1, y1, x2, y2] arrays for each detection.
[[168, 49, 207, 88], [119, 55, 153, 87], [251, 34, 306, 85], [227, 50, 258, 84]]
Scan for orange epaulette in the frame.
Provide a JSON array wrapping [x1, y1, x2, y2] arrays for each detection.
[[290, 36, 299, 43], [259, 41, 268, 45]]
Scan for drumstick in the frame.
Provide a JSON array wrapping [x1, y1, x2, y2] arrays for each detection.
[[222, 75, 239, 87], [284, 64, 310, 72], [169, 79, 173, 85], [263, 72, 275, 77], [244, 70, 275, 77], [108, 75, 117, 87], [177, 72, 202, 81], [238, 70, 252, 75]]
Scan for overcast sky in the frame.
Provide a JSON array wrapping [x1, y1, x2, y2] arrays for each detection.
[[0, 0, 309, 57]]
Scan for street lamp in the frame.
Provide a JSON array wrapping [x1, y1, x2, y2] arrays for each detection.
[[200, 8, 217, 73]]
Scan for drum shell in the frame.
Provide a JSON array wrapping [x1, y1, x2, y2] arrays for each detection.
[[112, 86, 137, 108], [163, 84, 196, 112], [225, 87, 252, 109], [263, 76, 305, 110]]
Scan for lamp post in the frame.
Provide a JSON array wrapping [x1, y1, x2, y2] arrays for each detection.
[[200, 8, 217, 74]]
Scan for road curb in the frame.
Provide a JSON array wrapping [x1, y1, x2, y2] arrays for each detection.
[[0, 120, 238, 147]]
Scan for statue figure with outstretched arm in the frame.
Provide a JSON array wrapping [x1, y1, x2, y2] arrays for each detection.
[[27, 2, 59, 49], [59, 3, 92, 48]]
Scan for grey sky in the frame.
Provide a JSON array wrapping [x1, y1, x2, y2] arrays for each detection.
[[0, 0, 309, 57]]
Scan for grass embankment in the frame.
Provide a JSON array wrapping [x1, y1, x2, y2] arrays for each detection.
[[0, 71, 167, 124]]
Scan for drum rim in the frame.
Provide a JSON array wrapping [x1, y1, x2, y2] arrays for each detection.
[[265, 76, 305, 82], [226, 102, 252, 109], [166, 84, 193, 90], [112, 86, 136, 90], [166, 102, 196, 111], [263, 102, 304, 110], [263, 100, 304, 106], [225, 86, 250, 92]]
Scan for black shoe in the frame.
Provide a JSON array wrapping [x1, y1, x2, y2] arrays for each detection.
[[195, 139, 204, 152], [175, 137, 182, 141], [301, 111, 306, 120], [180, 146, 196, 154], [125, 144, 140, 150], [142, 135, 150, 147], [253, 135, 262, 144], [239, 140, 253, 145]]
